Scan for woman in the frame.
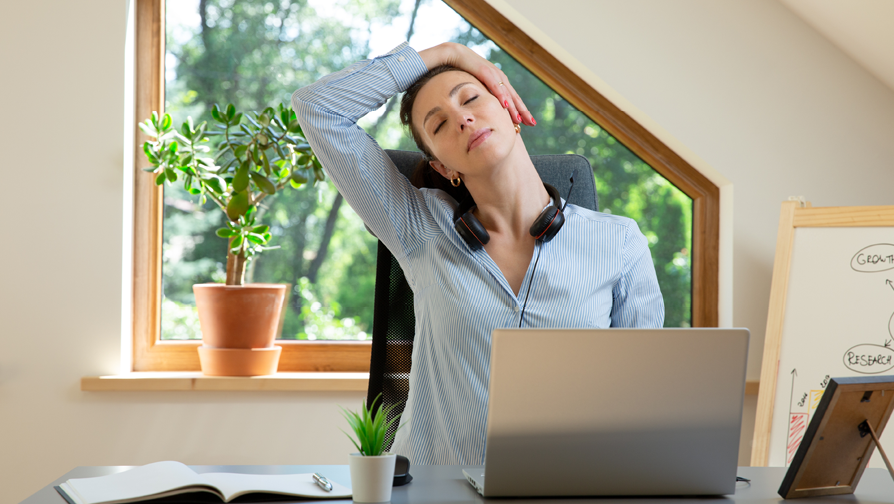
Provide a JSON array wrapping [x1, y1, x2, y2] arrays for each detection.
[[292, 42, 664, 465]]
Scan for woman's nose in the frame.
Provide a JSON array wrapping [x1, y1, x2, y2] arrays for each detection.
[[458, 115, 474, 131]]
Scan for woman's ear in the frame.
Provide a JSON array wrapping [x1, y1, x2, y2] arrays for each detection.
[[428, 159, 453, 180]]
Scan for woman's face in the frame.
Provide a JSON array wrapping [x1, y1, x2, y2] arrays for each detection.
[[411, 70, 517, 181]]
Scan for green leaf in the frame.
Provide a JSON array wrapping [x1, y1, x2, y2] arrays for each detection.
[[205, 175, 226, 194], [169, 142, 178, 154], [161, 113, 172, 131], [187, 187, 201, 195], [180, 122, 192, 140], [250, 172, 276, 195], [245, 115, 262, 129], [245, 205, 257, 217], [226, 191, 250, 220], [233, 144, 249, 160], [226, 103, 236, 120], [211, 104, 222, 122], [229, 234, 244, 252], [261, 151, 272, 175], [289, 179, 303, 189], [165, 168, 178, 183], [139, 122, 158, 138], [290, 171, 308, 184], [246, 233, 265, 245], [233, 161, 250, 192], [232, 112, 242, 125], [252, 225, 270, 234], [287, 120, 302, 134], [273, 142, 285, 161], [155, 172, 166, 185], [216, 228, 237, 238]]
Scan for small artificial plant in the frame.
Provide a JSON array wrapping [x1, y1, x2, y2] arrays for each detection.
[[139, 103, 323, 285], [340, 394, 403, 456]]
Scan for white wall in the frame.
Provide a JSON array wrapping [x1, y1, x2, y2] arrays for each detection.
[[3, 0, 894, 501]]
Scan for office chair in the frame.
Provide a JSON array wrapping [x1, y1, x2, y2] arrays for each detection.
[[367, 150, 599, 450]]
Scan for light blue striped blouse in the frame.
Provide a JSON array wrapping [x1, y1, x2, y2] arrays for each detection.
[[292, 43, 664, 466]]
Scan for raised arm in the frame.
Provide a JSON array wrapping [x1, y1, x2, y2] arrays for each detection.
[[610, 220, 665, 328], [291, 43, 434, 262]]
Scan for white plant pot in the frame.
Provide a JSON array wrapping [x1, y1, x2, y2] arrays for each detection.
[[348, 452, 396, 503]]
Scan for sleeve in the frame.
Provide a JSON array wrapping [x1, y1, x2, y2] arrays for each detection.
[[290, 42, 437, 267], [610, 220, 665, 328]]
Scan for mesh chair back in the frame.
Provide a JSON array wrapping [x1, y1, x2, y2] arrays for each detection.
[[367, 150, 598, 449]]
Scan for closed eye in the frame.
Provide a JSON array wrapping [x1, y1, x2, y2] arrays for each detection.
[[433, 96, 479, 134]]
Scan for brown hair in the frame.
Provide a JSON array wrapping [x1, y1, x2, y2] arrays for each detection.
[[399, 64, 471, 202]]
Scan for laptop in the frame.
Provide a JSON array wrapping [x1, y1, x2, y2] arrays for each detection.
[[462, 328, 749, 497]]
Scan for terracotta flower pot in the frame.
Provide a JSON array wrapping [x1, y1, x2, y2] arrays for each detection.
[[193, 283, 288, 376]]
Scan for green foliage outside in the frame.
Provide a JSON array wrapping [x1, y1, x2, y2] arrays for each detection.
[[161, 0, 692, 341]]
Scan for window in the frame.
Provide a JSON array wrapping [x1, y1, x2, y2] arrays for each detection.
[[132, 0, 718, 372]]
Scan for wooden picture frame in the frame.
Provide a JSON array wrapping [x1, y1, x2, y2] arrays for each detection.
[[779, 376, 894, 498]]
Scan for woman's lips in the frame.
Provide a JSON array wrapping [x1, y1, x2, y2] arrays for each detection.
[[467, 128, 492, 152]]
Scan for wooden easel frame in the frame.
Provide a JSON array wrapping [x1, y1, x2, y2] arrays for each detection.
[[778, 376, 894, 498], [752, 202, 894, 466]]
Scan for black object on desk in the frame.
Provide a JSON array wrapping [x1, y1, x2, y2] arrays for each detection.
[[394, 454, 412, 486]]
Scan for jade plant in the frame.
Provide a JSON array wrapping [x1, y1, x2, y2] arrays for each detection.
[[340, 394, 403, 456], [139, 103, 322, 285]]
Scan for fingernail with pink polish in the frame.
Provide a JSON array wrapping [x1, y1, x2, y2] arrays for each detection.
[[503, 100, 508, 108], [516, 113, 521, 122], [532, 117, 537, 126]]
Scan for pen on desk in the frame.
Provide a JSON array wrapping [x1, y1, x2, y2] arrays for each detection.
[[313, 473, 333, 492]]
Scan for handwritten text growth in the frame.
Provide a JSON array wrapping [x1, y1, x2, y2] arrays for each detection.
[[854, 254, 894, 266], [851, 244, 894, 272]]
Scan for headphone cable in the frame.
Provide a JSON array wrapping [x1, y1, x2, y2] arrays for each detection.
[[518, 241, 543, 328], [518, 169, 577, 328]]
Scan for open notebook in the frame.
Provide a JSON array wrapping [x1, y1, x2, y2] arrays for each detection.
[[55, 461, 351, 504]]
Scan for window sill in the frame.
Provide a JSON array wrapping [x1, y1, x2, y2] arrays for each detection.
[[81, 372, 369, 392]]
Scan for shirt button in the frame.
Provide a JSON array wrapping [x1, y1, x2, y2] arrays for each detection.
[[398, 56, 405, 62], [514, 306, 520, 312]]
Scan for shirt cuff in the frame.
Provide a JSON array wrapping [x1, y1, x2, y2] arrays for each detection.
[[381, 42, 430, 93]]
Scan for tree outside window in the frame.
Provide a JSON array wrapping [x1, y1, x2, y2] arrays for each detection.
[[160, 0, 692, 343]]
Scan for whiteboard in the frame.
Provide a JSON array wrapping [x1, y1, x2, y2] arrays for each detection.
[[765, 226, 894, 467]]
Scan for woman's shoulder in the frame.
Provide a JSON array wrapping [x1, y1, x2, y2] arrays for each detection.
[[563, 203, 637, 230]]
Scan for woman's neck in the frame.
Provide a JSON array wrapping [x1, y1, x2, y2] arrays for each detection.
[[463, 140, 550, 240]]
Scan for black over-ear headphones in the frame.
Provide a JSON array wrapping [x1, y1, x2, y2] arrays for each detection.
[[453, 183, 565, 251]]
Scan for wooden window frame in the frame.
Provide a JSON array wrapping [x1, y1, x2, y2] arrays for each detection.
[[131, 0, 719, 372]]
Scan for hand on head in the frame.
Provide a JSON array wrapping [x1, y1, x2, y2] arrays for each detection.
[[418, 42, 535, 128]]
